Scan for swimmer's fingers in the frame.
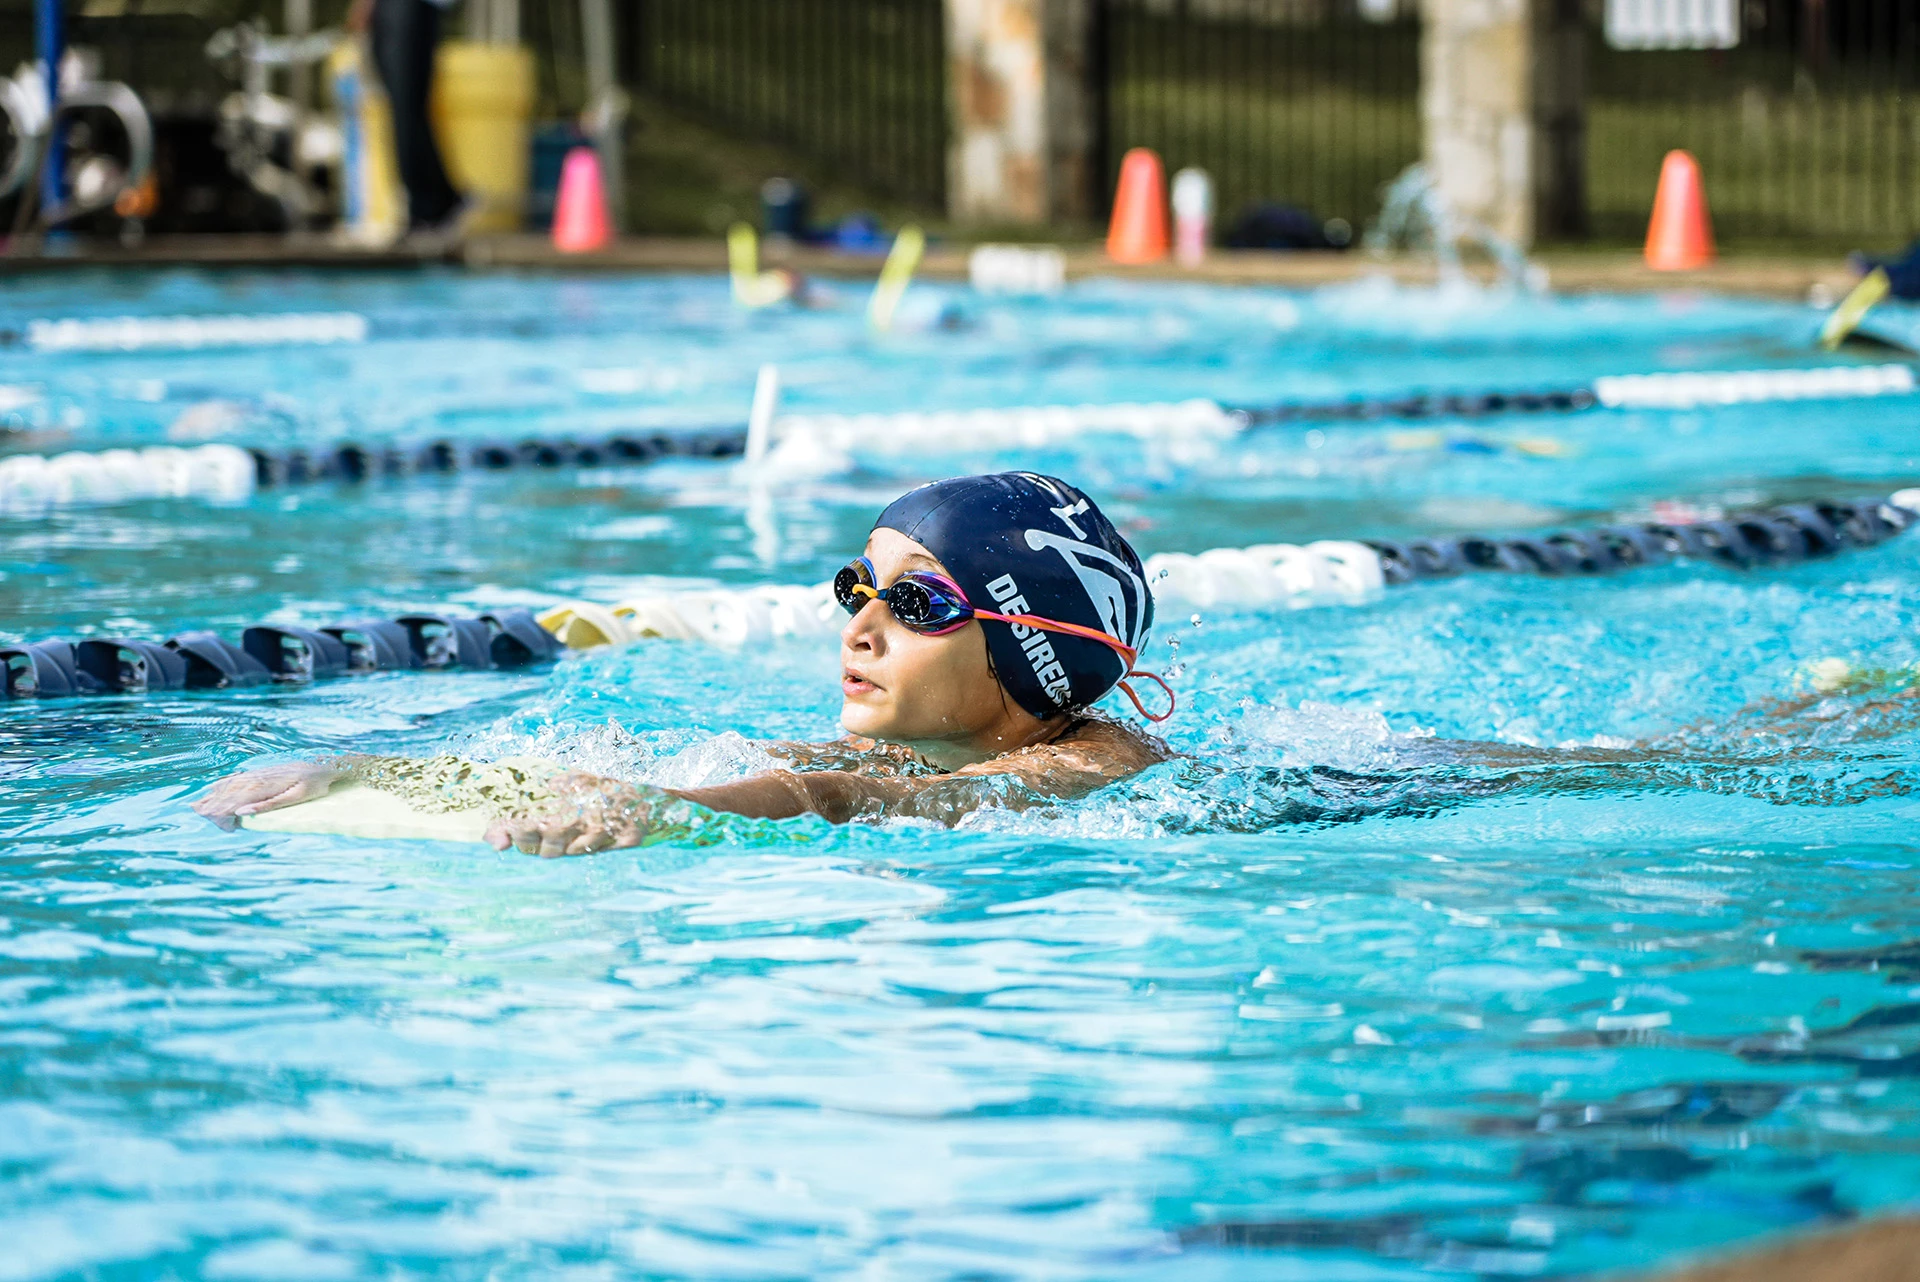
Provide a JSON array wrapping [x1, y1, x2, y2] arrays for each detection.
[[233, 776, 333, 816], [485, 818, 548, 856], [487, 785, 655, 857], [538, 818, 591, 858], [191, 772, 271, 817], [563, 824, 617, 856], [514, 821, 549, 856], [488, 815, 588, 857], [558, 809, 650, 855], [192, 768, 333, 821]]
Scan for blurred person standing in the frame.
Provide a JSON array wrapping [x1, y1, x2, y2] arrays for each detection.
[[349, 0, 466, 238]]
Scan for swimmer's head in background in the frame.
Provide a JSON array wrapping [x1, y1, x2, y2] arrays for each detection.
[[871, 472, 1168, 721]]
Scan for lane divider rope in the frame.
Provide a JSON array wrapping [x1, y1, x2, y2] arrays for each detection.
[[0, 431, 746, 514], [4, 364, 1913, 515], [7, 494, 1914, 703]]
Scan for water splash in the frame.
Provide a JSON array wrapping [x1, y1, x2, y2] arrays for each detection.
[[1366, 163, 1544, 293]]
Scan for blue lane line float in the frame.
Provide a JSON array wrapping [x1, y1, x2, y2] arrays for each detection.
[[6, 495, 1916, 704]]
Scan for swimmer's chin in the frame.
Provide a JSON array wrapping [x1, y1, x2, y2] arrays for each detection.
[[839, 697, 891, 739]]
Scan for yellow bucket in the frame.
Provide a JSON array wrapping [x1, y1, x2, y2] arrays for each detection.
[[430, 42, 535, 233]]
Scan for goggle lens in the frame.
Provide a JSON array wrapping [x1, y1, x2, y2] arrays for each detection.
[[833, 558, 877, 614], [885, 578, 940, 628], [835, 558, 972, 634]]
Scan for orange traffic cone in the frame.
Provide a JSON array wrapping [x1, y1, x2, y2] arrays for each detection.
[[552, 147, 611, 254], [1107, 148, 1168, 264], [1644, 150, 1714, 271]]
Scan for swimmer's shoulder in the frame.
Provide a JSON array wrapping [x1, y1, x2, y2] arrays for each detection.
[[765, 735, 927, 776], [953, 714, 1172, 790], [1055, 715, 1176, 776]]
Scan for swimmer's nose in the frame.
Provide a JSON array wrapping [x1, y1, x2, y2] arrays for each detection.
[[840, 596, 888, 653]]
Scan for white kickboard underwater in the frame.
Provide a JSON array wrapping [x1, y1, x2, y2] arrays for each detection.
[[240, 757, 565, 843]]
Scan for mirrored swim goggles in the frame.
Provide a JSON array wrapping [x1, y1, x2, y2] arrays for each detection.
[[833, 555, 1175, 721]]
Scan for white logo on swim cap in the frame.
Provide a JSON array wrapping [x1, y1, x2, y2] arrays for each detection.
[[1050, 497, 1090, 539], [1021, 528, 1150, 650]]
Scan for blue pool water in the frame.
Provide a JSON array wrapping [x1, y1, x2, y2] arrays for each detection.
[[4, 269, 1920, 1280]]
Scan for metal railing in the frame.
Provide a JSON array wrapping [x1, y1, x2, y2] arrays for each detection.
[[633, 0, 948, 209], [1095, 0, 1421, 237], [1586, 0, 1920, 246]]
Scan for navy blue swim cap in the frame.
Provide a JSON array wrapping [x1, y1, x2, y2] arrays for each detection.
[[873, 473, 1154, 719]]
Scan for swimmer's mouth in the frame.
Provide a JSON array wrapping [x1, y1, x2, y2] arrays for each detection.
[[842, 669, 880, 696]]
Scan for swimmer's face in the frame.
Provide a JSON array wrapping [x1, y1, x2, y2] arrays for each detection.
[[839, 528, 1031, 754]]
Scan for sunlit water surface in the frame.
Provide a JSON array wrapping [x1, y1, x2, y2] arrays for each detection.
[[3, 270, 1920, 1280]]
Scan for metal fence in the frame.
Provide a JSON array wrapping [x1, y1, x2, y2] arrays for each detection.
[[632, 0, 948, 210], [1095, 0, 1422, 238], [1096, 0, 1918, 247], [1586, 0, 1920, 246], [14, 0, 1919, 247]]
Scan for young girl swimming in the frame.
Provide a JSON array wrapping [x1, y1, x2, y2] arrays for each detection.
[[193, 473, 1177, 855]]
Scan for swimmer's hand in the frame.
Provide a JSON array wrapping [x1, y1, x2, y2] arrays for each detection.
[[485, 771, 680, 857], [192, 760, 347, 827]]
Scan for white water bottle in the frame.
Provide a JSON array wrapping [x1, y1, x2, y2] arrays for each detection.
[[1172, 168, 1213, 266]]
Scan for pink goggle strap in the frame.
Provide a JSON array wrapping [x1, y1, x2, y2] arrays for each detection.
[[970, 608, 1177, 723]]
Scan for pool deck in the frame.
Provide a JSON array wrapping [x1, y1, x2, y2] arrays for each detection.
[[0, 232, 1863, 301], [1636, 1214, 1920, 1282]]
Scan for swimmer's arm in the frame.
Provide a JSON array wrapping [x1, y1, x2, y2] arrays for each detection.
[[670, 769, 1045, 825], [677, 724, 1163, 825], [759, 735, 916, 771], [477, 770, 920, 855], [490, 742, 1133, 851], [490, 724, 1170, 852]]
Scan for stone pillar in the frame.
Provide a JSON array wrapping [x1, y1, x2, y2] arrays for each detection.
[[946, 0, 1095, 227], [1421, 0, 1586, 247]]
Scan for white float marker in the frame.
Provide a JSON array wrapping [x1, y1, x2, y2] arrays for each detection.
[[26, 312, 367, 353], [968, 244, 1066, 296], [1593, 363, 1915, 409], [743, 363, 783, 566], [744, 363, 780, 471]]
